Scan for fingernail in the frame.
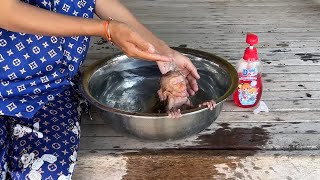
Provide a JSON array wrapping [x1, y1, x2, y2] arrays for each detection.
[[164, 56, 173, 62], [148, 44, 155, 53]]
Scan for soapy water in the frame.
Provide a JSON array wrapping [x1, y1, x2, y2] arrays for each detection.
[[95, 65, 226, 113]]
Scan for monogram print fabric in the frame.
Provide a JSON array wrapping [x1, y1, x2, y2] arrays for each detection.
[[0, 0, 95, 118], [0, 88, 81, 180]]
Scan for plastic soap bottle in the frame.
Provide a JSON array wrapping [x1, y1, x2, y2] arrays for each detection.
[[233, 33, 263, 108]]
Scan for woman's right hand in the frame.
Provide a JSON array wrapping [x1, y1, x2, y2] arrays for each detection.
[[106, 20, 172, 63]]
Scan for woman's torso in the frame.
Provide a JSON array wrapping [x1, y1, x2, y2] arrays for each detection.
[[0, 0, 95, 118]]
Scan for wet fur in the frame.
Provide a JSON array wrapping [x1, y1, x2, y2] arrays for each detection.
[[157, 71, 192, 112]]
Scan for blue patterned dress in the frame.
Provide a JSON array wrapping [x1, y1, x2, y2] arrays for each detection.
[[0, 0, 95, 179]]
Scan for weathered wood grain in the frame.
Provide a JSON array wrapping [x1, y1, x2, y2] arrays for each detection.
[[81, 110, 320, 125], [79, 122, 320, 151], [74, 150, 320, 180], [75, 0, 320, 179], [81, 122, 320, 137]]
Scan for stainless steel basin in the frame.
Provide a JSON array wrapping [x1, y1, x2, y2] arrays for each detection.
[[80, 47, 238, 141]]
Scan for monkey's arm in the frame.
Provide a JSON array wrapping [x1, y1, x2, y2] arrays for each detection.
[[166, 96, 176, 111]]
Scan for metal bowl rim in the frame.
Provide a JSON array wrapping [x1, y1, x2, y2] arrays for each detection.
[[80, 47, 238, 117]]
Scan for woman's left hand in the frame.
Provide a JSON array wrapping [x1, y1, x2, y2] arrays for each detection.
[[157, 49, 200, 96]]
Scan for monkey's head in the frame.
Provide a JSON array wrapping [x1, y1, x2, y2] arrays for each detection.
[[158, 71, 187, 101]]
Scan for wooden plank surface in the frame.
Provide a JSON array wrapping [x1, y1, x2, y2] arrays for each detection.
[[75, 0, 320, 179], [74, 150, 320, 180], [79, 122, 320, 151]]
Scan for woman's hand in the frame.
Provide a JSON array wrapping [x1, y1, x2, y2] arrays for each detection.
[[109, 20, 172, 62], [157, 49, 200, 96], [94, 0, 200, 95]]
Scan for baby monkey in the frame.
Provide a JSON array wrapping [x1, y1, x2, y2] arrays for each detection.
[[157, 71, 216, 118]]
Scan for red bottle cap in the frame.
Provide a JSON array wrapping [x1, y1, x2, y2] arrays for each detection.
[[243, 33, 259, 61], [246, 33, 258, 46]]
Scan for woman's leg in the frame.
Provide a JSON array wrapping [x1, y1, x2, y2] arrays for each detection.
[[8, 88, 81, 180], [0, 116, 9, 180]]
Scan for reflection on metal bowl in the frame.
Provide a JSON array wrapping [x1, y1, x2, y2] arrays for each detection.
[[80, 47, 238, 141]]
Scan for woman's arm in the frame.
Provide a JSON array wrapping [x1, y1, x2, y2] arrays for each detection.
[[95, 0, 168, 52], [0, 0, 170, 62], [0, 0, 103, 37], [95, 0, 200, 95]]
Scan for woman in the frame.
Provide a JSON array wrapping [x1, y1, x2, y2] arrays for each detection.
[[0, 0, 200, 179]]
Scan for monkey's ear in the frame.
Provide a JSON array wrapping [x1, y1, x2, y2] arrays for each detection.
[[158, 89, 167, 101]]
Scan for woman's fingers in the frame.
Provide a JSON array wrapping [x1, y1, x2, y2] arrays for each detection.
[[125, 31, 171, 62], [186, 74, 198, 95], [127, 31, 156, 53], [125, 43, 172, 62], [179, 54, 200, 80], [109, 21, 171, 62], [169, 51, 200, 94]]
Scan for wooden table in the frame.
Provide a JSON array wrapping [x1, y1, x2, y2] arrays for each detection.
[[74, 0, 320, 179]]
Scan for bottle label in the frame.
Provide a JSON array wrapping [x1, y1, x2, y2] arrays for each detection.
[[238, 67, 259, 106], [240, 67, 258, 81], [238, 81, 259, 105]]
